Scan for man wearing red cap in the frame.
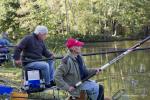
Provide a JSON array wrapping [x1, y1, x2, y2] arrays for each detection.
[[55, 38, 104, 100]]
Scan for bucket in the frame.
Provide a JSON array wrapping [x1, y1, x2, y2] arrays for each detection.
[[0, 85, 13, 95], [0, 85, 13, 99]]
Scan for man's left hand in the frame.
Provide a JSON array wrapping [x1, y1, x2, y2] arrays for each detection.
[[96, 68, 101, 74]]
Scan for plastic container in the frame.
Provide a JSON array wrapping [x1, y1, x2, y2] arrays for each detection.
[[0, 85, 13, 100], [0, 85, 13, 95]]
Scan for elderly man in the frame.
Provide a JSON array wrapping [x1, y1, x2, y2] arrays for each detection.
[[55, 38, 104, 100], [13, 25, 55, 88]]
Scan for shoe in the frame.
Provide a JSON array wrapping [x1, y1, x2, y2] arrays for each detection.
[[45, 81, 56, 88], [45, 84, 52, 88], [50, 80, 56, 86]]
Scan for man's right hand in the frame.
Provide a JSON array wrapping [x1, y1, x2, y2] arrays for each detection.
[[68, 86, 75, 92], [15, 60, 22, 65], [50, 53, 55, 59]]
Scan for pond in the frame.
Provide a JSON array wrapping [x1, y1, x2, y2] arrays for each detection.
[[1, 40, 149, 100], [81, 40, 150, 100]]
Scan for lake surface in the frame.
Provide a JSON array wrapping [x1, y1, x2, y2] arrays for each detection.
[[3, 40, 148, 100], [81, 40, 150, 100]]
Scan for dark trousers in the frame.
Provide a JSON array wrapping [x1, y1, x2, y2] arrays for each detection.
[[97, 85, 104, 100]]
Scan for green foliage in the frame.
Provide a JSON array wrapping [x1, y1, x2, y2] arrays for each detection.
[[0, 0, 20, 32], [0, 0, 149, 43]]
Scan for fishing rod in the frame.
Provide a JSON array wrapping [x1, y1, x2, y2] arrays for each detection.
[[75, 35, 150, 87], [1, 46, 149, 64], [0, 45, 16, 48], [82, 47, 150, 56], [22, 47, 150, 63]]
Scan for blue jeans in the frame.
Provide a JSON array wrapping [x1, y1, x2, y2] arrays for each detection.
[[79, 80, 103, 100], [25, 60, 55, 85]]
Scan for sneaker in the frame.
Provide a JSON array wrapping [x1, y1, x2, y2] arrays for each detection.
[[45, 84, 52, 88], [45, 81, 56, 88], [50, 80, 56, 86]]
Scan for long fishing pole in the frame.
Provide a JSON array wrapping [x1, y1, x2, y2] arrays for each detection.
[[22, 47, 150, 63], [82, 47, 150, 56], [4, 47, 150, 66], [75, 36, 150, 87], [0, 45, 16, 48]]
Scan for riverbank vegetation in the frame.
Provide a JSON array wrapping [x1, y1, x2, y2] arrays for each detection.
[[0, 0, 149, 44]]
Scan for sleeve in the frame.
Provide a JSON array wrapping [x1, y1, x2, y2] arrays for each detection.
[[5, 39, 11, 46], [86, 67, 97, 75], [81, 55, 96, 75], [13, 36, 29, 60], [42, 43, 53, 58], [54, 63, 70, 91]]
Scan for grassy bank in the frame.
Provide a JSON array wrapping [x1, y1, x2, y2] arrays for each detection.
[[0, 65, 68, 99]]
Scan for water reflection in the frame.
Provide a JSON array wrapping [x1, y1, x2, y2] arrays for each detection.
[[139, 64, 145, 73], [82, 41, 150, 100]]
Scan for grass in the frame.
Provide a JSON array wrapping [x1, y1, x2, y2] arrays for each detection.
[[0, 65, 69, 99], [0, 66, 22, 90]]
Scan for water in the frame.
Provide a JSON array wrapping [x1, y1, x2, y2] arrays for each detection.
[[3, 40, 148, 100], [81, 40, 150, 100]]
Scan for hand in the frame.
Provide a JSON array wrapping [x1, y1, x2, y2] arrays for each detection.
[[15, 60, 22, 65], [68, 86, 75, 92], [50, 53, 55, 59], [96, 68, 101, 74]]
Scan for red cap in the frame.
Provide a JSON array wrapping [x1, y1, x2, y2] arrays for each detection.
[[65, 38, 84, 48]]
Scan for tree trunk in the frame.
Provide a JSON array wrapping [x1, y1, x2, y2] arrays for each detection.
[[68, 0, 78, 31], [64, 0, 70, 34]]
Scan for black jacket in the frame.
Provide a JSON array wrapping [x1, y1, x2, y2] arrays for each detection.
[[13, 33, 52, 65]]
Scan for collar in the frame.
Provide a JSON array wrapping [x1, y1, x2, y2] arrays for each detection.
[[67, 50, 80, 61], [32, 33, 42, 41]]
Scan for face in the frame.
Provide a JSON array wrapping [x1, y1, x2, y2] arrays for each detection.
[[37, 33, 47, 40], [70, 46, 82, 54]]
